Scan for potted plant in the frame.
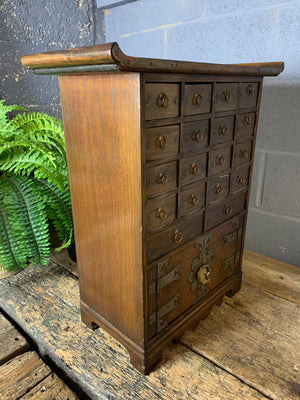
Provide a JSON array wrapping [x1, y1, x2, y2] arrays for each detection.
[[0, 99, 73, 276]]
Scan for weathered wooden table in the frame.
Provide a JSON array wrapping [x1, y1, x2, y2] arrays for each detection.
[[0, 250, 299, 400]]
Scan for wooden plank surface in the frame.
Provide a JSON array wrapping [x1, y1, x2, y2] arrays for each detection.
[[0, 261, 270, 400], [0, 312, 29, 365]]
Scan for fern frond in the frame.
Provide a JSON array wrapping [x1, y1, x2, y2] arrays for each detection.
[[0, 99, 26, 133]]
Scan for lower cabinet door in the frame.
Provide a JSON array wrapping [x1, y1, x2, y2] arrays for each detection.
[[146, 214, 244, 339]]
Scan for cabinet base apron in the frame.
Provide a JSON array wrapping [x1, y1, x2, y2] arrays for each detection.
[[81, 272, 241, 374]]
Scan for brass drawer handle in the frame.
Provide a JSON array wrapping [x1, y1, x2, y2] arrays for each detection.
[[243, 115, 251, 126], [214, 184, 224, 195], [192, 92, 203, 106], [237, 175, 246, 184], [219, 125, 229, 136], [239, 149, 249, 158], [156, 93, 169, 108], [173, 229, 183, 244], [155, 208, 167, 220], [156, 135, 167, 149], [192, 129, 204, 142], [197, 264, 212, 284], [224, 204, 233, 215], [215, 154, 225, 165], [156, 173, 168, 185], [246, 84, 254, 95], [189, 194, 199, 206], [221, 91, 232, 103], [191, 162, 200, 175]]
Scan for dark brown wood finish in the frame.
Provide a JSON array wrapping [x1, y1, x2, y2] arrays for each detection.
[[21, 43, 283, 374]]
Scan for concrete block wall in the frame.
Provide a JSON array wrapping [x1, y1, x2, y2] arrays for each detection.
[[100, 0, 300, 266]]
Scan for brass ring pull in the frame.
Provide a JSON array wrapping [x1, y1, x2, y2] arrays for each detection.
[[192, 92, 203, 106], [214, 184, 224, 195], [239, 149, 249, 158], [243, 115, 251, 126], [156, 173, 168, 185], [191, 162, 200, 175], [155, 208, 167, 220], [156, 135, 167, 149], [173, 229, 183, 244], [192, 129, 204, 142], [219, 125, 229, 136], [189, 194, 199, 206], [215, 155, 225, 165], [246, 84, 254, 95], [156, 93, 169, 108], [224, 204, 233, 215], [197, 264, 212, 284], [221, 91, 232, 103], [237, 175, 246, 184]]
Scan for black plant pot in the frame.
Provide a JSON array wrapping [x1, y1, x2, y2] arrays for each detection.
[[67, 242, 77, 263]]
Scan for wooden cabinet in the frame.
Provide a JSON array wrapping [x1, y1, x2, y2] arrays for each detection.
[[22, 43, 284, 374]]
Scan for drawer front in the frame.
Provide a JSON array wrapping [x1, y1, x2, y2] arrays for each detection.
[[239, 82, 259, 109], [146, 212, 204, 263], [184, 84, 212, 115], [231, 165, 250, 193], [146, 161, 177, 197], [236, 112, 255, 141], [145, 125, 179, 162], [145, 83, 180, 120], [181, 153, 207, 186], [209, 146, 232, 175], [211, 116, 235, 145], [179, 181, 206, 216], [182, 120, 209, 154], [206, 193, 246, 231], [146, 216, 244, 338], [146, 193, 177, 232], [208, 174, 230, 204], [233, 140, 252, 167], [214, 83, 238, 112]]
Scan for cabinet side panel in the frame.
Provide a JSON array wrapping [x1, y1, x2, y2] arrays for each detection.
[[58, 73, 144, 345]]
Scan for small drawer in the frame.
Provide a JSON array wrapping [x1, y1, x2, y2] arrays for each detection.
[[182, 120, 209, 154], [208, 174, 230, 204], [184, 84, 212, 115], [210, 146, 232, 175], [145, 193, 177, 232], [214, 83, 238, 112], [234, 141, 252, 167], [145, 83, 180, 120], [146, 161, 177, 197], [180, 181, 206, 216], [211, 116, 235, 145], [236, 112, 256, 141], [181, 153, 207, 186], [146, 211, 204, 263], [231, 166, 250, 193], [239, 82, 259, 109], [206, 193, 246, 231], [145, 125, 179, 162]]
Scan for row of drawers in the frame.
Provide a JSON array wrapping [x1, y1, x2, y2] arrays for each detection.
[[146, 140, 253, 197], [146, 192, 246, 263], [145, 82, 259, 120], [145, 112, 255, 162]]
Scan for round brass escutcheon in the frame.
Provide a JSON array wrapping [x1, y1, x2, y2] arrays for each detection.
[[219, 125, 229, 136], [215, 154, 225, 165], [192, 129, 204, 142], [214, 184, 224, 195], [156, 208, 167, 220], [192, 92, 203, 106], [243, 115, 251, 126], [173, 229, 183, 244], [246, 84, 254, 95], [224, 204, 233, 216], [237, 175, 246, 184], [156, 135, 167, 149], [197, 264, 212, 285], [189, 194, 199, 206], [221, 91, 232, 103], [156, 93, 169, 108], [156, 173, 168, 185], [240, 149, 249, 158], [191, 162, 200, 175]]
